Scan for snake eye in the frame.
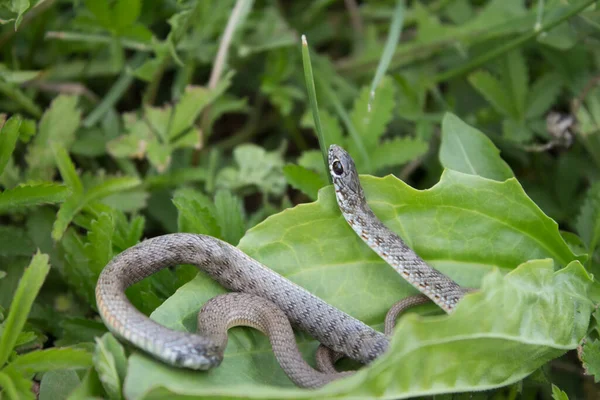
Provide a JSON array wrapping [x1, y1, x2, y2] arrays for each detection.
[[332, 160, 344, 175]]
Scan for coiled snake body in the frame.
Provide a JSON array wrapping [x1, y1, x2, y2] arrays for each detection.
[[95, 145, 466, 388]]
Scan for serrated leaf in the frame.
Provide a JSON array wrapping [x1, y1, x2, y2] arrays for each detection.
[[216, 144, 286, 196], [173, 188, 221, 238], [440, 113, 514, 181], [0, 183, 69, 215], [94, 333, 127, 400], [581, 339, 600, 382], [205, 94, 249, 138], [10, 348, 93, 374], [283, 164, 327, 201], [468, 70, 516, 119], [0, 252, 50, 367], [26, 95, 81, 181], [525, 73, 563, 119], [85, 213, 114, 279], [52, 145, 83, 197], [551, 384, 570, 400], [121, 169, 588, 398], [350, 76, 395, 149], [214, 190, 246, 245], [84, 176, 141, 204], [369, 137, 429, 172], [112, 212, 145, 251], [52, 196, 81, 241], [503, 50, 528, 118], [169, 76, 232, 139], [146, 140, 172, 172], [0, 115, 21, 176]]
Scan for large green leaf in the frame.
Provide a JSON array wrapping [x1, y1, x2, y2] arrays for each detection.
[[117, 171, 588, 398]]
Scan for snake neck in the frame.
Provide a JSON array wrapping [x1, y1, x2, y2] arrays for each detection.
[[336, 194, 465, 313]]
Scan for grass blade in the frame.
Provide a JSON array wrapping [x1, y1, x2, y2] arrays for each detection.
[[369, 0, 405, 111], [0, 252, 50, 367], [0, 115, 22, 176], [301, 35, 330, 182]]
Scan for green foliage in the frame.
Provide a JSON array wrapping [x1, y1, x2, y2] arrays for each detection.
[[93, 334, 127, 400], [0, 252, 92, 399], [108, 78, 231, 172], [551, 385, 570, 400], [468, 49, 562, 143], [1, 1, 599, 398], [581, 339, 600, 382], [440, 113, 514, 181]]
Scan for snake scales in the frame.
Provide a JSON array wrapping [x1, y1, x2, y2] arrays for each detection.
[[95, 144, 467, 388]]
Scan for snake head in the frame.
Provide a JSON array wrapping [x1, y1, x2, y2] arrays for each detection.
[[328, 144, 365, 202]]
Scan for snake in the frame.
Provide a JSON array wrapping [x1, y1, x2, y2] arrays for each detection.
[[95, 144, 467, 389]]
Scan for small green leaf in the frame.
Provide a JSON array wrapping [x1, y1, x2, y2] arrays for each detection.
[[0, 367, 33, 400], [52, 145, 84, 197], [94, 333, 127, 400], [0, 184, 70, 215], [283, 164, 327, 201], [10, 348, 93, 374], [0, 115, 21, 176], [468, 70, 516, 119], [214, 190, 246, 245], [369, 137, 428, 172], [440, 113, 514, 181], [0, 252, 50, 367], [576, 182, 600, 257], [216, 144, 286, 196], [502, 118, 534, 143], [26, 95, 81, 181], [551, 384, 570, 400], [5, 0, 31, 28], [582, 339, 600, 382], [113, 0, 141, 33], [503, 50, 528, 119], [525, 73, 563, 119], [173, 188, 221, 238], [84, 177, 141, 204], [39, 370, 81, 400], [350, 76, 395, 149], [52, 196, 80, 241], [112, 212, 145, 251], [85, 213, 115, 280], [169, 76, 232, 139]]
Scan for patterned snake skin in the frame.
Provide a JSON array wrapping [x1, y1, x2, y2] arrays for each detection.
[[95, 144, 466, 388]]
